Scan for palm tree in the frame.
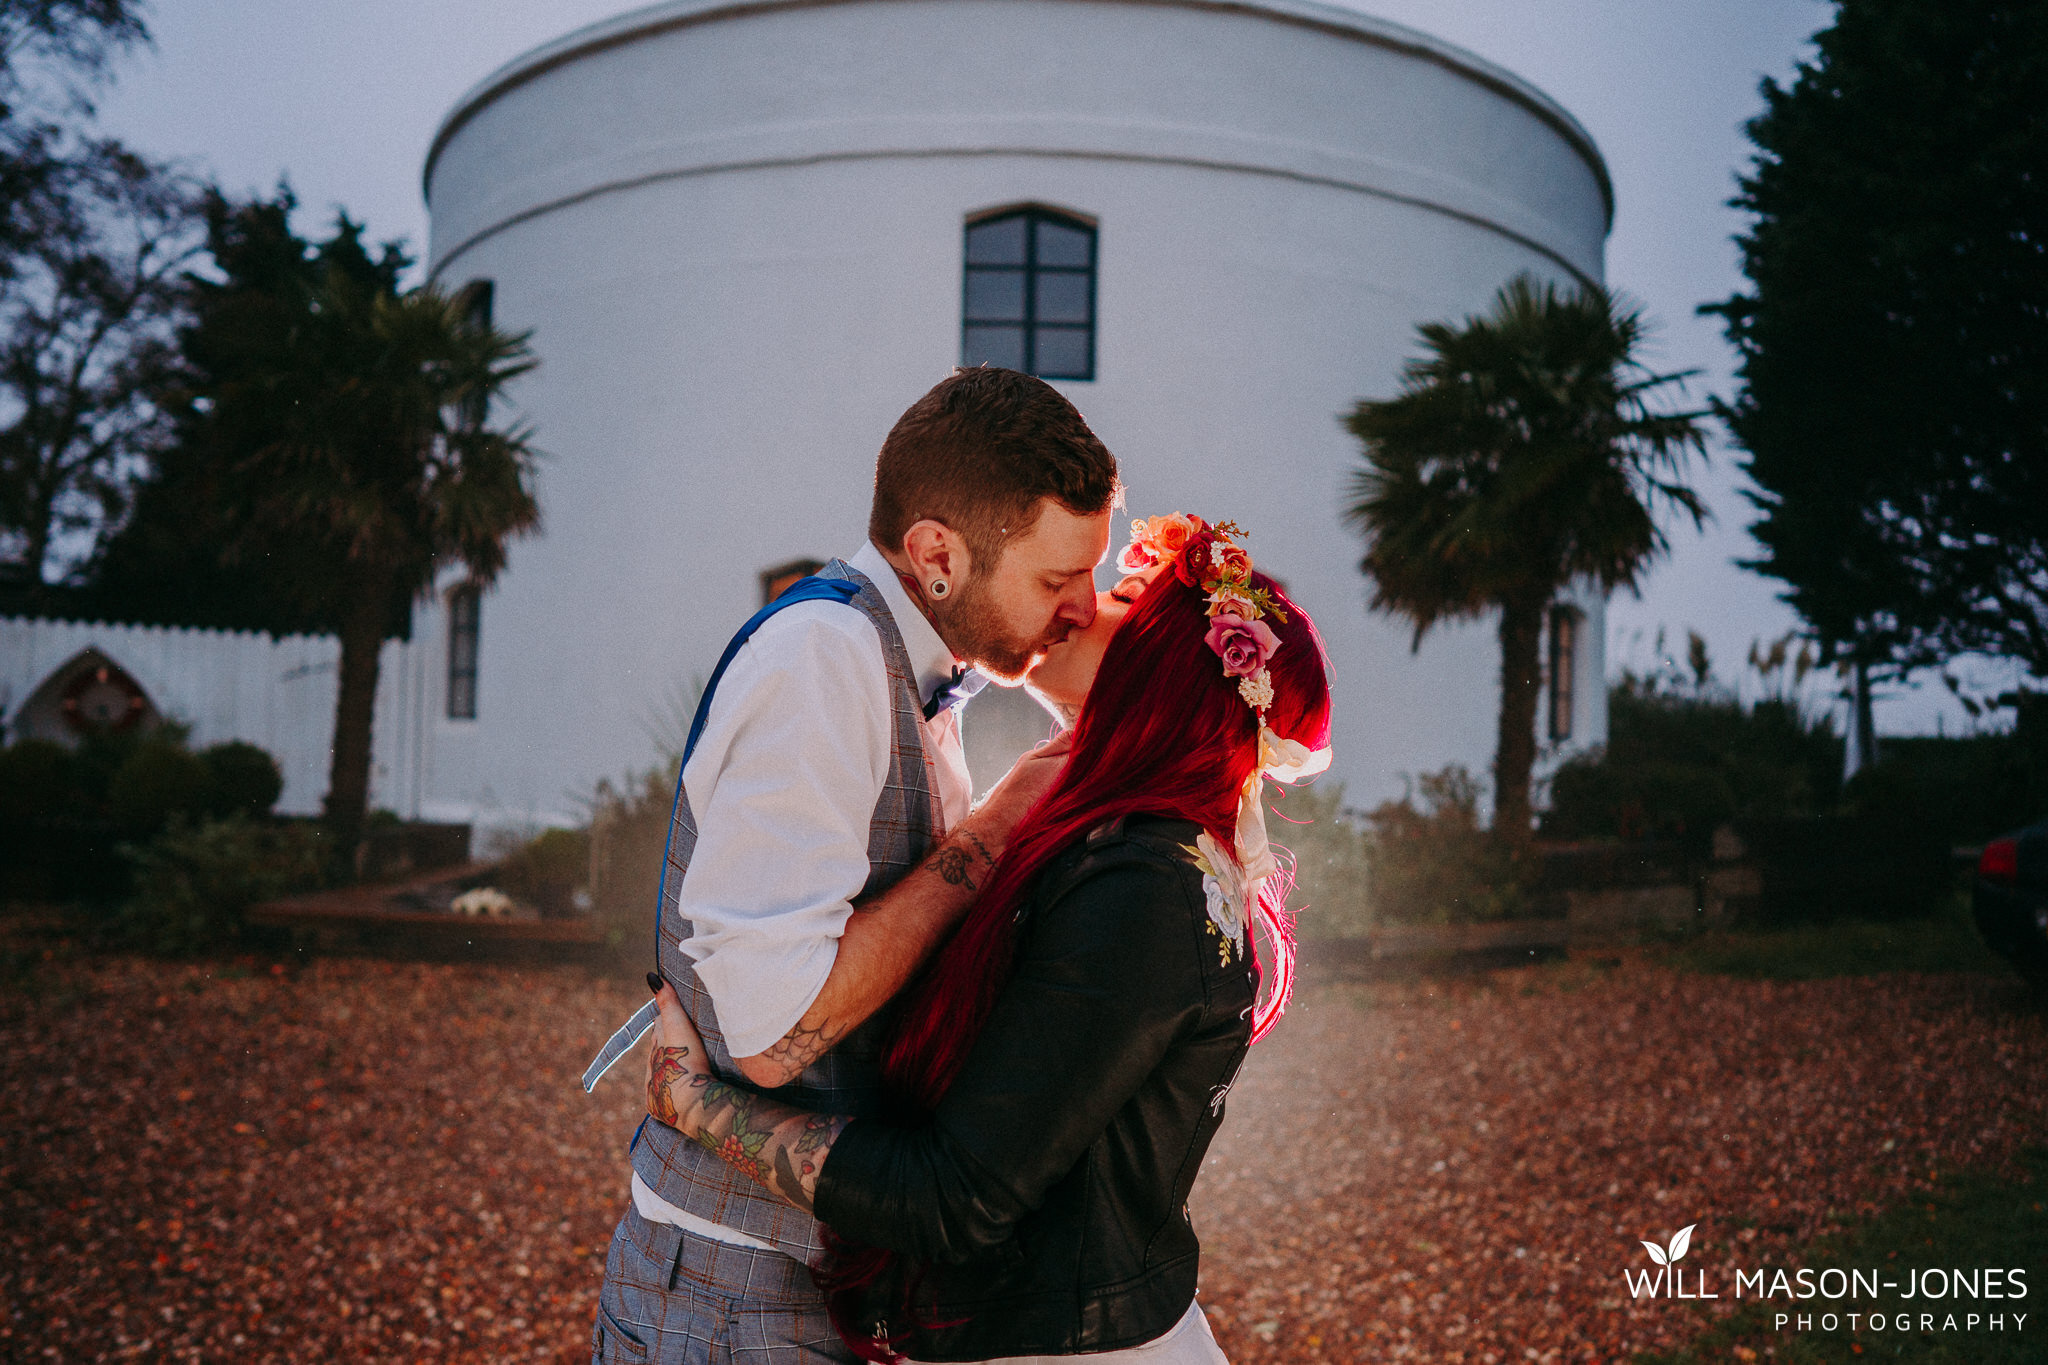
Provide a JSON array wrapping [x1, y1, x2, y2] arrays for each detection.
[[1344, 274, 1707, 842], [172, 192, 539, 861]]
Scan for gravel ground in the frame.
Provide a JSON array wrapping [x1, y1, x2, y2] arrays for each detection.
[[3, 939, 2044, 1363]]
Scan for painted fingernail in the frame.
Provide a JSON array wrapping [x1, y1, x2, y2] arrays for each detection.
[[646, 971, 663, 993]]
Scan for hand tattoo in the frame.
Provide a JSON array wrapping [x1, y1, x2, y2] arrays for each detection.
[[648, 1045, 692, 1128]]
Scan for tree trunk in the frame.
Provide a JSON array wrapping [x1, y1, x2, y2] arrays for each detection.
[[1492, 594, 1547, 844], [324, 582, 390, 872]]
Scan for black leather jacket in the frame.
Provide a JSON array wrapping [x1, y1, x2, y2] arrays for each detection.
[[813, 813, 1257, 1362]]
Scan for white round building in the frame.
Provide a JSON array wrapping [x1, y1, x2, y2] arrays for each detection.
[[406, 0, 1612, 830]]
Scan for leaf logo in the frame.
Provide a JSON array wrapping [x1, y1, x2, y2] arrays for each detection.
[[1640, 1223, 1695, 1266]]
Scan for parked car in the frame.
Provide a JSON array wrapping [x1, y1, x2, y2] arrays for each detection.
[[1974, 818, 2048, 985]]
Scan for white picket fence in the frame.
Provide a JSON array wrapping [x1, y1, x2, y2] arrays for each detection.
[[0, 615, 414, 818]]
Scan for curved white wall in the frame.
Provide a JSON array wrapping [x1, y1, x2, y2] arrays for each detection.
[[418, 0, 1612, 826]]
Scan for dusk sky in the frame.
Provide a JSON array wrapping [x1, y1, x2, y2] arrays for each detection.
[[84, 0, 2014, 734]]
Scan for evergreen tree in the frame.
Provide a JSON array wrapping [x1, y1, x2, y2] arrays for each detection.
[[1706, 0, 2048, 682], [105, 189, 541, 858]]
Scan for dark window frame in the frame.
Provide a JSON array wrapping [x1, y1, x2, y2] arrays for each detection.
[[455, 279, 494, 431], [1548, 606, 1580, 743], [447, 584, 482, 721], [961, 206, 1097, 381]]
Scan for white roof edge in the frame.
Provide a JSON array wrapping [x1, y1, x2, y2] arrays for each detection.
[[421, 0, 1613, 227]]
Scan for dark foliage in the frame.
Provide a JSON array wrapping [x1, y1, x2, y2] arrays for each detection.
[[0, 0, 199, 583], [91, 187, 542, 854], [1542, 681, 1844, 853], [0, 726, 286, 899], [1705, 0, 2048, 678]]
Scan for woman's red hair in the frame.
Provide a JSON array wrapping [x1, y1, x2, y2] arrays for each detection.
[[819, 566, 1332, 1360]]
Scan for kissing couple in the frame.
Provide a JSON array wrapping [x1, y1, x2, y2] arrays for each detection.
[[588, 367, 1333, 1364]]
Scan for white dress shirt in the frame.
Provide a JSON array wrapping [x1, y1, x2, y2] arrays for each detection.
[[673, 541, 972, 1059]]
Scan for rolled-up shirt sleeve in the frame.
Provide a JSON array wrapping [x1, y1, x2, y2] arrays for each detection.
[[675, 604, 893, 1058]]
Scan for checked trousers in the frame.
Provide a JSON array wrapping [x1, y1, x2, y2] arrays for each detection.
[[593, 1204, 857, 1365]]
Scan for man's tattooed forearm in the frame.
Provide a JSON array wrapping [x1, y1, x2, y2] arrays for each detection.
[[757, 1015, 848, 1078], [678, 1075, 851, 1212], [922, 829, 997, 889], [932, 844, 976, 888]]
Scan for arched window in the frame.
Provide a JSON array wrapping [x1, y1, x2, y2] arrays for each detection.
[[962, 208, 1096, 381]]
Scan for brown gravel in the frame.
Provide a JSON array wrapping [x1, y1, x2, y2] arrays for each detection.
[[1192, 959, 2048, 1362], [4, 939, 2044, 1363]]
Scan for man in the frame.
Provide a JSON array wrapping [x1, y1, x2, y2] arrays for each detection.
[[594, 367, 1122, 1363]]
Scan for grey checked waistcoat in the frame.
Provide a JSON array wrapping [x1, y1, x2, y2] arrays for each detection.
[[630, 560, 944, 1265]]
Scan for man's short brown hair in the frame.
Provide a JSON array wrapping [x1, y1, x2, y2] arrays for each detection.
[[870, 368, 1121, 565]]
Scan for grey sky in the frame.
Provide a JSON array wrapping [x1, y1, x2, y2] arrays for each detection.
[[88, 0, 1998, 733]]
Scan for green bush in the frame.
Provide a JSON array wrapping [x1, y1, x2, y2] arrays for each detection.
[[198, 741, 283, 819], [1266, 783, 1373, 938], [498, 825, 591, 916], [588, 761, 680, 945], [1543, 681, 1842, 851], [105, 737, 210, 835], [116, 816, 327, 954], [1362, 765, 1533, 925], [0, 739, 79, 824]]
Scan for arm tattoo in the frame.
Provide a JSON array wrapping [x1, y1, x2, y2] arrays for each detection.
[[648, 1045, 692, 1128], [919, 828, 996, 891], [757, 1015, 849, 1079], [674, 1074, 851, 1212], [931, 844, 977, 889]]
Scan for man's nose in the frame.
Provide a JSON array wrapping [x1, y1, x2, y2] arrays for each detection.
[[1060, 580, 1098, 629]]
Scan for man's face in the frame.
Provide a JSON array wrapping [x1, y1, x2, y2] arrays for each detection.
[[936, 500, 1112, 681]]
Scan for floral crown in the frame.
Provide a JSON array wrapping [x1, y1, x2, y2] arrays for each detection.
[[1118, 511, 1292, 716]]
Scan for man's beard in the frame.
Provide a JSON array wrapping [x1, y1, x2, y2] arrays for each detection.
[[936, 574, 1069, 682]]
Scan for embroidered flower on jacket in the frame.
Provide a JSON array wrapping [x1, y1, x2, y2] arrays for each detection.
[[1183, 830, 1247, 967]]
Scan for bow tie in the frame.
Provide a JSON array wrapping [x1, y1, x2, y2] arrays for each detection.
[[923, 666, 988, 721]]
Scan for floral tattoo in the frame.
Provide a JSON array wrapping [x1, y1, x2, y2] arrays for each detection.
[[648, 1045, 693, 1127]]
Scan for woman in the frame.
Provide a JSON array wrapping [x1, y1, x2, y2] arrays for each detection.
[[645, 513, 1332, 1363]]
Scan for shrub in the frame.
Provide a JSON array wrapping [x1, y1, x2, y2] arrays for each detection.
[[116, 816, 327, 954], [1362, 765, 1534, 925], [1266, 783, 1372, 938], [1543, 681, 1842, 852], [105, 737, 210, 835], [199, 741, 283, 819], [498, 825, 591, 916], [588, 761, 680, 946], [0, 739, 79, 824]]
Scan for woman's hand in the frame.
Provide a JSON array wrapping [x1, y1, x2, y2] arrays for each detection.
[[646, 979, 710, 1131]]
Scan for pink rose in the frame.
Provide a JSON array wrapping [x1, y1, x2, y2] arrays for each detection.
[[1204, 614, 1280, 678]]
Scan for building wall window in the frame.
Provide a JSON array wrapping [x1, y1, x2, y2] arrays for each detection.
[[1548, 606, 1579, 743], [962, 207, 1096, 381], [447, 585, 482, 720], [456, 279, 494, 430], [760, 557, 824, 605]]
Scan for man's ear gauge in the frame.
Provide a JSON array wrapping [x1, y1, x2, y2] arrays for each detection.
[[929, 580, 949, 598]]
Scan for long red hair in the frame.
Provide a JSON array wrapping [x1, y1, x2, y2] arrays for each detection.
[[818, 566, 1332, 1359]]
